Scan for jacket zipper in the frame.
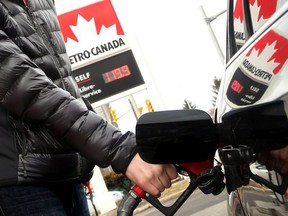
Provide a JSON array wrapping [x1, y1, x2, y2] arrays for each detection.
[[24, 1, 67, 90]]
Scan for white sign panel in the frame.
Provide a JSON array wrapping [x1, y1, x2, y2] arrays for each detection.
[[55, 0, 130, 69]]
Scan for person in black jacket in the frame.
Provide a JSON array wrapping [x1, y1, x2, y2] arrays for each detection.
[[0, 0, 178, 215]]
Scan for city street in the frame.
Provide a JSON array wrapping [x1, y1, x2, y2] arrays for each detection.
[[135, 188, 228, 216]]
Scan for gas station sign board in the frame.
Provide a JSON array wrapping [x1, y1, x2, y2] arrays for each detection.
[[72, 50, 145, 103]]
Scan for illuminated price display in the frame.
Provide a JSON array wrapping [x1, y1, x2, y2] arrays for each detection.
[[72, 50, 145, 104], [102, 65, 131, 83]]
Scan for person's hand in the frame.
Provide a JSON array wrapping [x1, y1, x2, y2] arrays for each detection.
[[257, 145, 288, 176], [125, 153, 178, 197]]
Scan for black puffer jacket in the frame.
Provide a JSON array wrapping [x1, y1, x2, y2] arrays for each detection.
[[0, 0, 137, 186]]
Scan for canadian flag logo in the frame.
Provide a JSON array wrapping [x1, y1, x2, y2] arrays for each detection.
[[56, 0, 129, 69]]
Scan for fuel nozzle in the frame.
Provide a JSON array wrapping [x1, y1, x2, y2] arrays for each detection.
[[117, 185, 144, 216], [218, 145, 254, 194], [197, 165, 225, 195], [178, 157, 225, 195]]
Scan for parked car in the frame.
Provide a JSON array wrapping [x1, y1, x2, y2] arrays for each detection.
[[226, 162, 288, 216]]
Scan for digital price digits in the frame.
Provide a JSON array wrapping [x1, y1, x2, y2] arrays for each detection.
[[102, 64, 131, 83]]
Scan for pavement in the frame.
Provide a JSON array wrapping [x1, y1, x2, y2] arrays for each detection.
[[92, 179, 189, 216], [93, 191, 185, 216]]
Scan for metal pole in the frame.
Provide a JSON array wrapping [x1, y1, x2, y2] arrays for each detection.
[[199, 5, 226, 65], [129, 95, 141, 120]]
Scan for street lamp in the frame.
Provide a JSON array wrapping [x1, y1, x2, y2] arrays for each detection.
[[199, 6, 226, 64]]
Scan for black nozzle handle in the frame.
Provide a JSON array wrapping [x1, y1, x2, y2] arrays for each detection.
[[144, 176, 198, 216], [117, 190, 142, 216]]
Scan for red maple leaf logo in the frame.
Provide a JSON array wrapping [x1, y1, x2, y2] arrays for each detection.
[[234, 0, 277, 23], [57, 0, 124, 43], [247, 30, 288, 74]]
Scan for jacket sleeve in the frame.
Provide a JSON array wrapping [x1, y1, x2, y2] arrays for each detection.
[[0, 30, 137, 174]]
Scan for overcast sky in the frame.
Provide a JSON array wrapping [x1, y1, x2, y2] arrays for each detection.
[[112, 0, 227, 112]]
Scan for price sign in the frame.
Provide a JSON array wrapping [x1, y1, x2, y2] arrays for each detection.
[[72, 50, 145, 103]]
